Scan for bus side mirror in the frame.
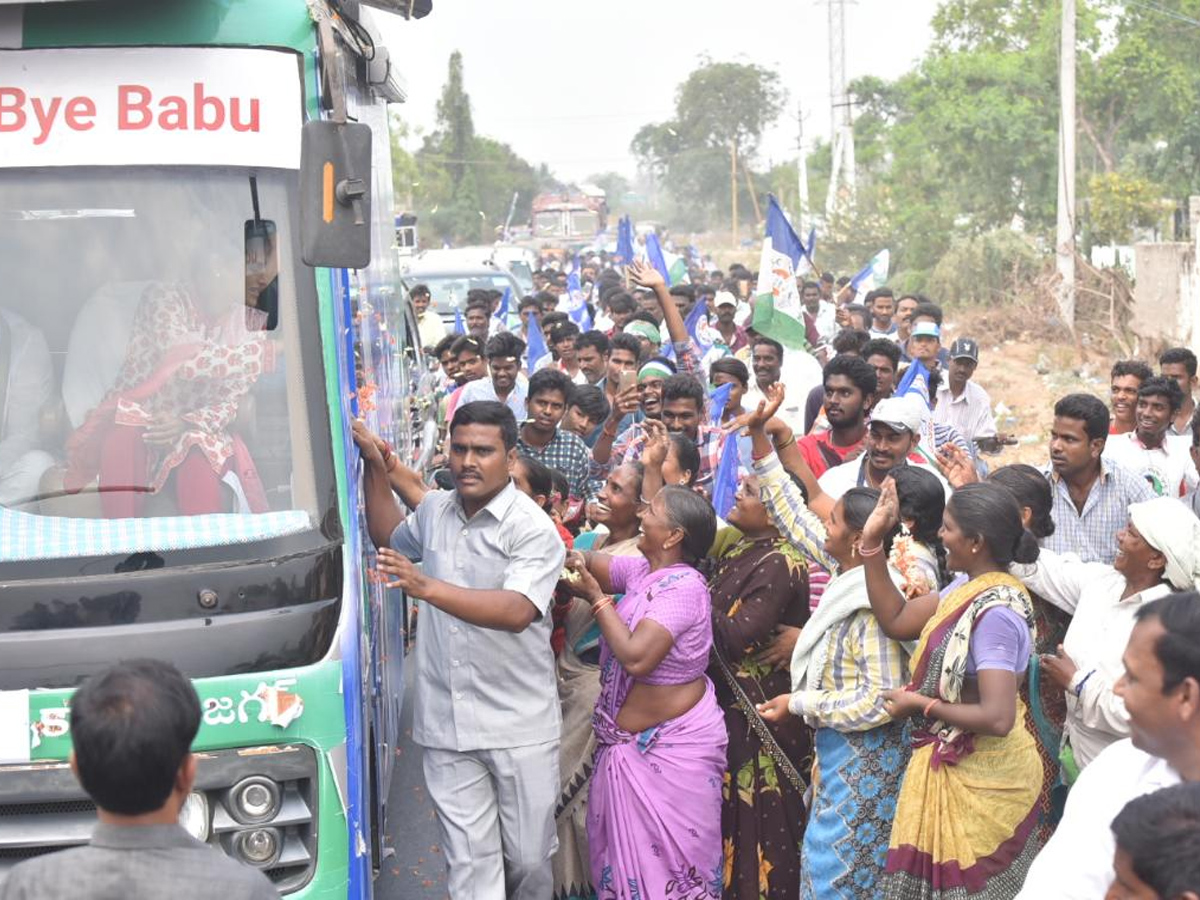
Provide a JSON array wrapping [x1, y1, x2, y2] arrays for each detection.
[[299, 120, 373, 269]]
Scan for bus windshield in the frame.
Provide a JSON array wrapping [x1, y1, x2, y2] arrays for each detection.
[[0, 167, 324, 563]]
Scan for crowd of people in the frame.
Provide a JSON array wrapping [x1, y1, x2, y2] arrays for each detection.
[[369, 248, 1200, 900]]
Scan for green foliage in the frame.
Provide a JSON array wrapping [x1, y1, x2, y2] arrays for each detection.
[[409, 51, 543, 245], [632, 60, 785, 229], [1086, 171, 1167, 244], [785, 0, 1200, 289], [926, 229, 1044, 307]]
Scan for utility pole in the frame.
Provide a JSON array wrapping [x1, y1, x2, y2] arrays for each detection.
[[1056, 0, 1076, 330], [797, 101, 810, 234], [730, 137, 739, 249], [824, 0, 856, 218]]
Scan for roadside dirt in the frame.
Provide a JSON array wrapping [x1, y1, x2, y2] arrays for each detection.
[[940, 305, 1111, 469]]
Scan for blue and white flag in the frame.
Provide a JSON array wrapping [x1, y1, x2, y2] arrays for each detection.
[[644, 232, 672, 285], [850, 249, 890, 298], [454, 306, 465, 336], [896, 357, 932, 409], [525, 311, 550, 374], [564, 269, 593, 331], [709, 381, 734, 425], [797, 225, 817, 277], [614, 215, 635, 266], [765, 194, 807, 272], [493, 286, 511, 324], [711, 432, 740, 518], [685, 299, 715, 355]]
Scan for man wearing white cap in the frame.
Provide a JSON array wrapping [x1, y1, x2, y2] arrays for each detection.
[[711, 291, 749, 353], [816, 394, 950, 501], [1011, 497, 1200, 777]]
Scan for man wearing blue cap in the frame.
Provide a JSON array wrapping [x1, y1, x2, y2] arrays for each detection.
[[900, 301, 951, 370]]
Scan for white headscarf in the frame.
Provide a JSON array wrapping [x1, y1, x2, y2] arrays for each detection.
[[1128, 498, 1200, 592]]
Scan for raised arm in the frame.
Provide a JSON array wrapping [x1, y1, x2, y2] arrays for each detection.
[[591, 383, 639, 466], [860, 477, 940, 641], [630, 260, 687, 347], [735, 388, 836, 571]]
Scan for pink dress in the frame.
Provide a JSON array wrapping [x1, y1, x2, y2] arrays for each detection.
[[587, 556, 727, 899]]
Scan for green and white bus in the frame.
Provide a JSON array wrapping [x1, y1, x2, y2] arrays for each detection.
[[0, 1, 430, 895]]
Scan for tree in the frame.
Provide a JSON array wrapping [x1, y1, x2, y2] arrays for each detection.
[[632, 60, 785, 229], [413, 51, 549, 244], [586, 171, 632, 206]]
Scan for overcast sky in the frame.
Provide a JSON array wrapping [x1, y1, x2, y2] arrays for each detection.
[[375, 0, 941, 183]]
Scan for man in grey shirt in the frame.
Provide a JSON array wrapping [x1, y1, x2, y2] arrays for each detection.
[[360, 400, 565, 900], [0, 659, 276, 900]]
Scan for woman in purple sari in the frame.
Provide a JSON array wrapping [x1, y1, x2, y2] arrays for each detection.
[[566, 485, 726, 900]]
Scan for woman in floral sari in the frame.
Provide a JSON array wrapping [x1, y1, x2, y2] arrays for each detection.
[[860, 479, 1044, 898], [66, 243, 273, 517], [567, 486, 725, 899], [707, 472, 811, 899]]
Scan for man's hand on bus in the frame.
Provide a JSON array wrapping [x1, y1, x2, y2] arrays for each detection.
[[352, 419, 386, 467], [376, 547, 428, 596], [144, 414, 185, 446]]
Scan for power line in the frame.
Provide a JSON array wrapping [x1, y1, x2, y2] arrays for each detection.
[[1124, 0, 1200, 28]]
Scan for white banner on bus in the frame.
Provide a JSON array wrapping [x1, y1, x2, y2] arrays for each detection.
[[0, 46, 303, 169]]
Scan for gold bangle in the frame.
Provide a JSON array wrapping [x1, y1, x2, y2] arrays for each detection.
[[591, 597, 613, 617], [775, 432, 797, 451]]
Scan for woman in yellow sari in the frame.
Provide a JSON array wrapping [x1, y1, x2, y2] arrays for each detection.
[[859, 479, 1044, 898]]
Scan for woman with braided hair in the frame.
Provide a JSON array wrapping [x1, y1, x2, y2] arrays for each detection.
[[861, 479, 1044, 898]]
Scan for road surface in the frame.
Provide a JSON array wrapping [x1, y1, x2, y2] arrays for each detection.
[[372, 658, 448, 899]]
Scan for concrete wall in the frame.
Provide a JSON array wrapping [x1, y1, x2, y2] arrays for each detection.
[[1132, 195, 1200, 357]]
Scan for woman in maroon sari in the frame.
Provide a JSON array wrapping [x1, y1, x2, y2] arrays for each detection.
[[707, 473, 812, 899], [66, 258, 274, 517]]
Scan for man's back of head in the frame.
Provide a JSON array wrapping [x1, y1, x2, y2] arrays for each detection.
[[1, 659, 277, 899]]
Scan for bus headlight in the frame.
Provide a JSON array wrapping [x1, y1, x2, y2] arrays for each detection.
[[227, 776, 281, 825], [179, 791, 210, 842], [232, 827, 282, 868]]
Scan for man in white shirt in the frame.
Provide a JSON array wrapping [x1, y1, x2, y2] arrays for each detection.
[[1104, 375, 1198, 498], [1011, 497, 1199, 771], [1016, 591, 1200, 899], [933, 338, 1001, 453], [459, 332, 528, 421], [866, 288, 900, 341], [818, 395, 950, 501], [0, 308, 55, 507], [411, 283, 447, 353], [800, 280, 837, 344]]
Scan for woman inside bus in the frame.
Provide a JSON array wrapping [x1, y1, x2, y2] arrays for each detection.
[[707, 468, 811, 899], [747, 388, 911, 899], [554, 462, 644, 900], [860, 478, 1043, 898], [65, 236, 275, 517], [566, 486, 725, 900]]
